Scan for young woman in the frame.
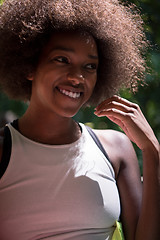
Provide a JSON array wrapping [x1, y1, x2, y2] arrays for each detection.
[[0, 0, 159, 240]]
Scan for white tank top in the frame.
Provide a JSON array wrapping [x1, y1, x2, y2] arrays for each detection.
[[0, 123, 120, 240]]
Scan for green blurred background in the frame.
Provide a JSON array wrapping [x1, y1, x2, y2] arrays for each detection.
[[0, 0, 160, 174]]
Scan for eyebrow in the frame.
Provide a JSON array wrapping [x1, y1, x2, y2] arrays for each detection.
[[88, 54, 98, 60], [50, 46, 98, 60]]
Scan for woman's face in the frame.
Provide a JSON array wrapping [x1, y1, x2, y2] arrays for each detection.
[[30, 31, 99, 118]]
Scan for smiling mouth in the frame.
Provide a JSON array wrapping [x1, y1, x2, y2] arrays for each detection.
[[57, 87, 82, 99]]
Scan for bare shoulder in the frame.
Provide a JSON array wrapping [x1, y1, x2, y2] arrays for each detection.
[[0, 127, 5, 163], [93, 129, 138, 178], [93, 128, 142, 238], [93, 128, 131, 149]]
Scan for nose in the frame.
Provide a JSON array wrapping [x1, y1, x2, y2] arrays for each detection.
[[67, 71, 85, 85]]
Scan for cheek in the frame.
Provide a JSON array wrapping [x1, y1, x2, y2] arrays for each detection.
[[88, 74, 97, 91], [33, 69, 55, 87], [31, 71, 51, 98]]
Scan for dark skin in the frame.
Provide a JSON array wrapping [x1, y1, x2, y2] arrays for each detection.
[[0, 31, 159, 240], [17, 31, 98, 145], [95, 96, 160, 240]]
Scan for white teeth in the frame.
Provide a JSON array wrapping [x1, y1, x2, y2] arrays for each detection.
[[59, 88, 81, 99]]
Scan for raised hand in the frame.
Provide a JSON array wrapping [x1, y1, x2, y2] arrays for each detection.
[[94, 95, 158, 151]]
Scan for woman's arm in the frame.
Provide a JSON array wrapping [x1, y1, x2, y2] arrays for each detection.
[[135, 144, 160, 240], [95, 95, 160, 240], [94, 128, 142, 240]]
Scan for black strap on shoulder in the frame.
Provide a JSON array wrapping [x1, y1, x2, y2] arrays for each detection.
[[85, 125, 111, 162], [0, 126, 12, 179], [0, 119, 19, 179], [11, 119, 19, 130]]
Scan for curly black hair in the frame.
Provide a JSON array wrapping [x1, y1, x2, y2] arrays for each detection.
[[0, 0, 148, 105]]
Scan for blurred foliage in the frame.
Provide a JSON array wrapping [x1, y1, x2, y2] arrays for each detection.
[[0, 0, 160, 174]]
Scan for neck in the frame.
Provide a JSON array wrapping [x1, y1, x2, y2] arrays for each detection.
[[18, 107, 81, 145]]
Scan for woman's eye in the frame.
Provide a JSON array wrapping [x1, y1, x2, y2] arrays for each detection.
[[85, 63, 97, 70], [54, 56, 69, 64]]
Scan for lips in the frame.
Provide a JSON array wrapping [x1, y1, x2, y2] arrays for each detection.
[[56, 87, 82, 99]]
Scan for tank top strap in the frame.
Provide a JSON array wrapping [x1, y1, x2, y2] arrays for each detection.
[[0, 125, 12, 179], [0, 119, 19, 179]]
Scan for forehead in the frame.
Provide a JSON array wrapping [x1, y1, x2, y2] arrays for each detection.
[[41, 30, 98, 56]]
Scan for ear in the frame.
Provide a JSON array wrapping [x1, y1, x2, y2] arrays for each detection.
[[27, 73, 34, 81]]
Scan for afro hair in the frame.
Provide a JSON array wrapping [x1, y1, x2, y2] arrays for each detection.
[[0, 0, 148, 105]]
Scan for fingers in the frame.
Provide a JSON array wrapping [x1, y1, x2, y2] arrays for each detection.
[[94, 95, 139, 117], [95, 106, 136, 142], [95, 102, 131, 116], [94, 95, 157, 150], [95, 95, 139, 113]]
